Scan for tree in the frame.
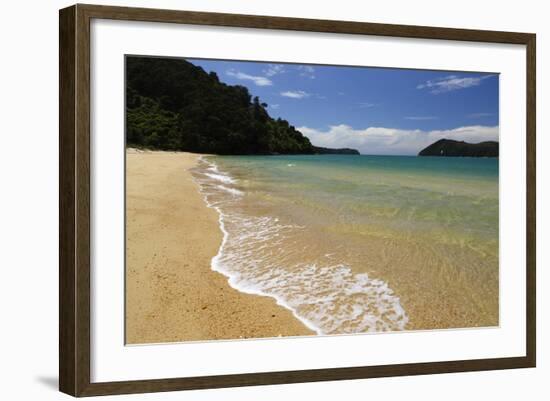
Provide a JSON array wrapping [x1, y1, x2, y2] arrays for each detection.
[[126, 56, 315, 155]]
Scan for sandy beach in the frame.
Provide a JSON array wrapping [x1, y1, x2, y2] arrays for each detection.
[[125, 149, 313, 344]]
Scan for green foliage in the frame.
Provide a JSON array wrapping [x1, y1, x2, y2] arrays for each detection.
[[126, 92, 179, 150], [126, 57, 315, 155]]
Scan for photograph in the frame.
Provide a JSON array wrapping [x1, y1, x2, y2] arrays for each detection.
[[124, 55, 499, 345]]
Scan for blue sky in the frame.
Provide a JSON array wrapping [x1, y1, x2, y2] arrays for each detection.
[[188, 58, 499, 155]]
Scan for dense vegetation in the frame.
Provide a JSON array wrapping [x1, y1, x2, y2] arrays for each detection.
[[418, 139, 499, 157], [126, 57, 321, 155], [314, 146, 359, 155]]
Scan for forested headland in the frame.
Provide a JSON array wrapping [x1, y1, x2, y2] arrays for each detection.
[[418, 139, 498, 157], [126, 57, 357, 155]]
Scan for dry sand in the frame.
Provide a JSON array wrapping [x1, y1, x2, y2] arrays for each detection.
[[125, 149, 313, 344]]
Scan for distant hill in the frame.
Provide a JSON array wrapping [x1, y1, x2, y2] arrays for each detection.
[[126, 57, 358, 156], [313, 146, 360, 155], [418, 139, 498, 157]]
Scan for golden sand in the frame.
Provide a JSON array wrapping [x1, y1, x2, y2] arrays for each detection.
[[125, 149, 313, 344]]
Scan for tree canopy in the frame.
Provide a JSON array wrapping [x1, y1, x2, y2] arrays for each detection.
[[126, 57, 316, 155]]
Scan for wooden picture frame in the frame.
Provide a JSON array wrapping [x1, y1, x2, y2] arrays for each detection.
[[59, 3, 536, 397]]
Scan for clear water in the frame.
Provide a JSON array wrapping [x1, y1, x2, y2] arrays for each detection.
[[192, 155, 499, 335]]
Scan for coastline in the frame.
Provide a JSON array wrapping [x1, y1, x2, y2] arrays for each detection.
[[195, 161, 323, 334], [194, 157, 409, 334], [125, 149, 314, 344]]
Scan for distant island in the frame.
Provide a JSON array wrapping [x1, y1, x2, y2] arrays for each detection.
[[126, 57, 359, 156], [418, 139, 499, 157], [313, 147, 360, 155]]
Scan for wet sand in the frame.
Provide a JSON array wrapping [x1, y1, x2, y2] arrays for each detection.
[[125, 149, 313, 344]]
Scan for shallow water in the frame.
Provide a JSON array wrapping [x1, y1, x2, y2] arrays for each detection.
[[191, 155, 499, 335]]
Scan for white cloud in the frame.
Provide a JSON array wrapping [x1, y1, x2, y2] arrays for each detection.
[[298, 124, 499, 155], [226, 69, 272, 86], [468, 112, 493, 118], [404, 116, 438, 121], [297, 65, 315, 79], [280, 90, 310, 99], [359, 102, 376, 108], [263, 64, 285, 77], [269, 104, 280, 109], [417, 74, 494, 94]]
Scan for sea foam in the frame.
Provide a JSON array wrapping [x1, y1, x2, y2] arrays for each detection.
[[205, 172, 236, 184], [193, 159, 408, 335], [216, 184, 244, 196]]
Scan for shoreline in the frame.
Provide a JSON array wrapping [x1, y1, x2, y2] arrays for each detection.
[[125, 149, 313, 344], [194, 156, 322, 335]]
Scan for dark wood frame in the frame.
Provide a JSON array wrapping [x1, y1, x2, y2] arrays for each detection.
[[59, 3, 536, 397]]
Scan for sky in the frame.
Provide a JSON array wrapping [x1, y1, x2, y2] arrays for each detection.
[[188, 58, 499, 155]]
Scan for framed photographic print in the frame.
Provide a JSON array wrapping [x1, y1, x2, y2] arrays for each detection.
[[59, 4, 536, 397]]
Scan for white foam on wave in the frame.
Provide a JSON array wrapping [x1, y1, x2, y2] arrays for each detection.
[[193, 159, 408, 335], [216, 184, 243, 196], [205, 172, 235, 184]]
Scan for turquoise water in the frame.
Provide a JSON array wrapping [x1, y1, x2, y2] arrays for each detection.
[[192, 155, 499, 335]]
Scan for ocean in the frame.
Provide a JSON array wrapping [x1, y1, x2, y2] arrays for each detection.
[[191, 154, 499, 335]]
